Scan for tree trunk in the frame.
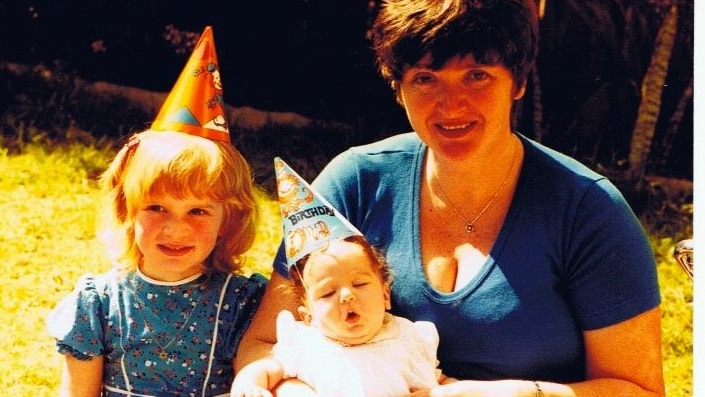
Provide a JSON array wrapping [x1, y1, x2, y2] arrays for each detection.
[[627, 3, 678, 185], [657, 74, 693, 173]]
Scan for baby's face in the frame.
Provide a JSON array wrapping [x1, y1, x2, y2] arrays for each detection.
[[300, 240, 391, 345]]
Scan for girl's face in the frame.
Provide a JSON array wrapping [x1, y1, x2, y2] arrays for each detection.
[[299, 240, 391, 345], [134, 192, 224, 281], [397, 54, 525, 160]]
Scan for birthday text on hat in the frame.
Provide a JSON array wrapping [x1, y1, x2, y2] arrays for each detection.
[[288, 206, 336, 226]]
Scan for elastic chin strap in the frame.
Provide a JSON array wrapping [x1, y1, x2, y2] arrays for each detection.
[[292, 263, 312, 323]]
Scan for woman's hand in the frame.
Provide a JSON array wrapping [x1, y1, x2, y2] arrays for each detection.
[[406, 379, 539, 397]]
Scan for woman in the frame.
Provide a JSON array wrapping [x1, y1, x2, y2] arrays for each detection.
[[236, 1, 664, 395]]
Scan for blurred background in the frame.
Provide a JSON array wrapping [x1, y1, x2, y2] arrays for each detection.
[[0, 0, 693, 198]]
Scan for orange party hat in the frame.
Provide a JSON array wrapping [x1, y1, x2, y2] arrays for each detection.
[[151, 26, 230, 142]]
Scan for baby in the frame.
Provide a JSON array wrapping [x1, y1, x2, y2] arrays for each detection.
[[231, 158, 452, 397]]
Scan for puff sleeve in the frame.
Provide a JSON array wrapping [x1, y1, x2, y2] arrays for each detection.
[[46, 273, 109, 360]]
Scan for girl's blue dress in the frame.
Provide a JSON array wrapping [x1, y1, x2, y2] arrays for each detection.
[[47, 268, 267, 397]]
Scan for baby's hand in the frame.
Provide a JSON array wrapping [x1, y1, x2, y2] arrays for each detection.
[[230, 385, 273, 397]]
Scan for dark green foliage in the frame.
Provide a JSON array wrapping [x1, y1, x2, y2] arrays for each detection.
[[233, 120, 358, 195]]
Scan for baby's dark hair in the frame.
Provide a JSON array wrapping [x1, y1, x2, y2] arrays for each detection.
[[286, 235, 393, 302]]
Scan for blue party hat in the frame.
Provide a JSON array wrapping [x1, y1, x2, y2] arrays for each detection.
[[274, 157, 362, 268]]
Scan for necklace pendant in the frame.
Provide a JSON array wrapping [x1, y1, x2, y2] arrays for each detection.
[[465, 224, 475, 233], [158, 349, 169, 360]]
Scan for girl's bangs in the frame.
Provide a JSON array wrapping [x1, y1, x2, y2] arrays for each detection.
[[124, 141, 228, 206]]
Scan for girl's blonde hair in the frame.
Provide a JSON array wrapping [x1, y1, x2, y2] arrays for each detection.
[[99, 130, 256, 274]]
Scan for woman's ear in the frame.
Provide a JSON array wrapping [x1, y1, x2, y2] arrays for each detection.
[[297, 305, 312, 324], [392, 80, 405, 107], [513, 79, 527, 100]]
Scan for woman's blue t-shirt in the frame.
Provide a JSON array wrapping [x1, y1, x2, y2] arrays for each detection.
[[273, 133, 660, 382]]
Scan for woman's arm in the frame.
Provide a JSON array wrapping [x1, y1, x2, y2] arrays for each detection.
[[235, 271, 316, 396], [418, 307, 664, 397], [59, 354, 104, 397], [231, 357, 286, 397], [235, 272, 300, 370], [571, 306, 664, 395]]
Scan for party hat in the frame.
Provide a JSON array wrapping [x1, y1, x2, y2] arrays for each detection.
[[151, 26, 230, 142], [274, 157, 363, 268]]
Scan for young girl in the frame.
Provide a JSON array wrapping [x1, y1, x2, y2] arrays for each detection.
[[230, 159, 451, 397], [46, 27, 267, 397]]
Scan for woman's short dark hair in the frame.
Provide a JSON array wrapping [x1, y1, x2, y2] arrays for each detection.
[[371, 0, 539, 87]]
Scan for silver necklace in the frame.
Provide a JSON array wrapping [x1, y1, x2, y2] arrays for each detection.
[[433, 143, 518, 233], [130, 277, 204, 360]]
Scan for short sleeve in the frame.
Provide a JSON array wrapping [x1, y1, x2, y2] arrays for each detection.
[[567, 179, 660, 330], [46, 274, 107, 360]]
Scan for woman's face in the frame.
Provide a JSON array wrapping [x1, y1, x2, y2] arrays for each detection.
[[134, 192, 224, 281], [299, 240, 391, 345], [397, 54, 525, 159]]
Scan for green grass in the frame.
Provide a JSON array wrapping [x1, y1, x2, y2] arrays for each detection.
[[0, 144, 692, 396]]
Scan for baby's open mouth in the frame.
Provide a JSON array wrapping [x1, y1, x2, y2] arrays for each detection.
[[346, 310, 360, 323]]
